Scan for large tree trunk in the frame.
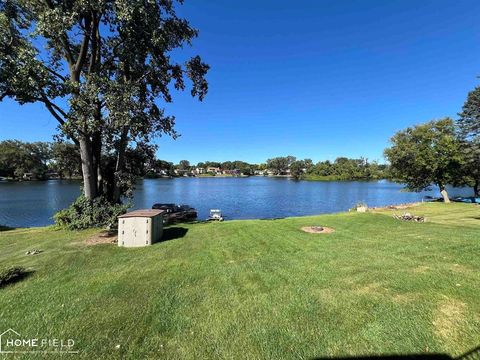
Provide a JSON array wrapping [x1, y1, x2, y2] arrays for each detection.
[[92, 131, 102, 196], [79, 135, 98, 200], [474, 180, 480, 197], [112, 127, 129, 203], [439, 183, 450, 203], [92, 102, 103, 196]]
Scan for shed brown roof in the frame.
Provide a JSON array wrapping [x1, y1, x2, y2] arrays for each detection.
[[118, 209, 164, 218]]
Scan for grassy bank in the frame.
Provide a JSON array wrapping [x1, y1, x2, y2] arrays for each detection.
[[0, 203, 479, 359], [303, 174, 346, 181]]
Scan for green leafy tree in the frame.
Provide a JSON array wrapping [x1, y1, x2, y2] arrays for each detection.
[[384, 118, 463, 203], [308, 160, 333, 177], [221, 161, 234, 170], [306, 158, 385, 180], [177, 160, 191, 171], [203, 161, 221, 168], [51, 142, 81, 178], [257, 163, 267, 171], [289, 160, 306, 180], [0, 140, 23, 178], [458, 86, 480, 196], [266, 156, 296, 175], [102, 143, 156, 199], [151, 159, 174, 177], [303, 158, 313, 171], [458, 86, 480, 137], [1, 0, 209, 203], [0, 140, 50, 179], [233, 160, 253, 175]]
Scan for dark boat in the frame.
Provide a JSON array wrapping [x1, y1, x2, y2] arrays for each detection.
[[151, 203, 198, 224], [451, 197, 480, 204]]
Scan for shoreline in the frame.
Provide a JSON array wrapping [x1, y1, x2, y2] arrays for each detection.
[[1, 175, 388, 182], [0, 200, 446, 230]]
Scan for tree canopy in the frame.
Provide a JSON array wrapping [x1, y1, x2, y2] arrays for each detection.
[[266, 156, 296, 175], [306, 157, 385, 181], [458, 86, 480, 196], [177, 160, 191, 171], [0, 140, 51, 179], [384, 118, 463, 202], [51, 142, 82, 178]]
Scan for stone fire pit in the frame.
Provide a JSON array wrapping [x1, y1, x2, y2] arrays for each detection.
[[301, 226, 335, 234]]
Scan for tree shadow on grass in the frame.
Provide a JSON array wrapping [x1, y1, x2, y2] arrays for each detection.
[[313, 355, 450, 360], [311, 346, 479, 360], [0, 225, 15, 232], [158, 227, 189, 242], [0, 268, 35, 289]]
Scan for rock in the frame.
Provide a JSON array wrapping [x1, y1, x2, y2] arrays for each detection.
[[25, 249, 42, 255], [393, 213, 425, 222]]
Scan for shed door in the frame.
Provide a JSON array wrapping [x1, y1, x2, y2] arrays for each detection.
[[143, 218, 151, 245], [132, 218, 149, 246]]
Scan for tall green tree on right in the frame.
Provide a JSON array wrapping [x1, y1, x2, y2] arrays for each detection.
[[458, 86, 480, 196], [384, 118, 463, 203]]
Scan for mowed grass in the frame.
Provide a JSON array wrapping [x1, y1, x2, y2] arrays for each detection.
[[0, 203, 479, 359], [372, 201, 480, 228]]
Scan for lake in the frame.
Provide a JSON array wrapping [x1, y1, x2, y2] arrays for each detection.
[[0, 177, 473, 228]]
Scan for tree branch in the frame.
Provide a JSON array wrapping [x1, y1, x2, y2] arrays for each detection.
[[36, 95, 67, 123], [43, 65, 67, 82], [88, 13, 100, 74], [43, 0, 75, 69], [61, 35, 75, 70], [43, 100, 66, 125], [41, 98, 79, 146], [45, 98, 68, 119], [74, 15, 92, 75], [0, 90, 13, 101], [102, 39, 125, 68]]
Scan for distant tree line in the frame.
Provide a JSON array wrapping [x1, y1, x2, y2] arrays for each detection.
[[9, 128, 477, 203], [262, 156, 387, 180], [147, 159, 259, 177], [1, 139, 389, 182], [306, 157, 387, 181], [0, 140, 154, 190], [0, 140, 80, 179], [144, 155, 387, 181]]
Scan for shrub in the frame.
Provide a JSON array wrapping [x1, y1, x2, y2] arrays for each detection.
[[0, 266, 29, 288], [54, 195, 129, 230]]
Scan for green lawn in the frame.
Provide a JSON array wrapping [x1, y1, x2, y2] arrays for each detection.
[[0, 203, 479, 359]]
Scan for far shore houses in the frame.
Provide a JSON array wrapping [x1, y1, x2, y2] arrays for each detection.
[[19, 164, 300, 180], [170, 167, 243, 177], [148, 163, 303, 178], [205, 166, 221, 174]]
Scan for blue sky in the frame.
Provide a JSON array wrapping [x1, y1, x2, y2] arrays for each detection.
[[1, 0, 479, 164]]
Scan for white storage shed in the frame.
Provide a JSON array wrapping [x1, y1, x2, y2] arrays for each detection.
[[118, 209, 164, 247]]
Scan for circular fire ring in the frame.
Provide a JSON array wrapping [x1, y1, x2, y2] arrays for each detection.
[[301, 226, 335, 234]]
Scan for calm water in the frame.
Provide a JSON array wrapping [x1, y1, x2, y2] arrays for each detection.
[[0, 177, 473, 227]]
